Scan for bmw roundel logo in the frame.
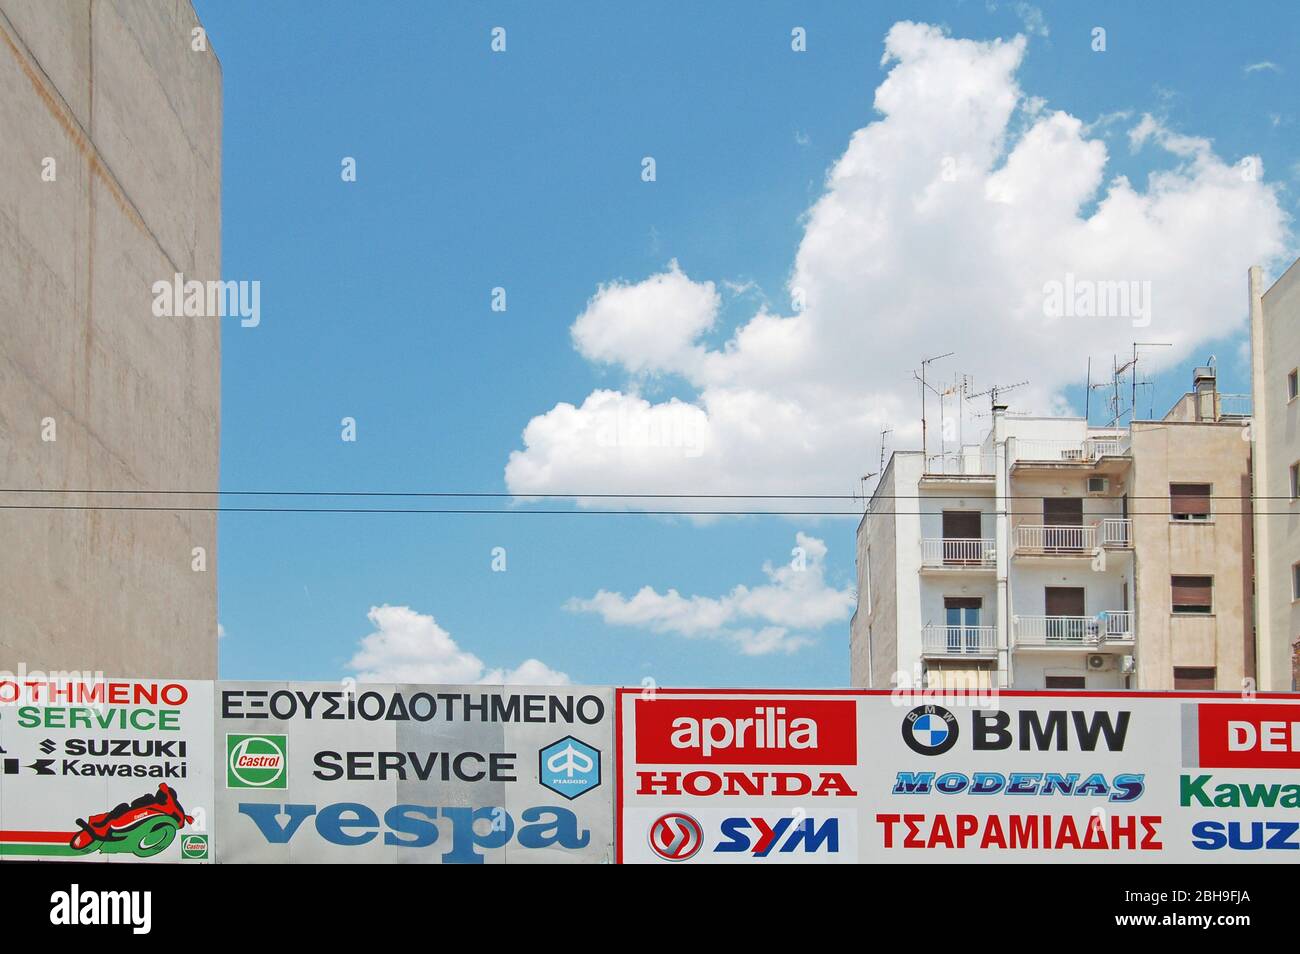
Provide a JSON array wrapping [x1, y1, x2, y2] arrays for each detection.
[[902, 704, 959, 755]]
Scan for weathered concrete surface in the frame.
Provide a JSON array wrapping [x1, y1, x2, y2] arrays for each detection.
[[0, 1, 220, 678]]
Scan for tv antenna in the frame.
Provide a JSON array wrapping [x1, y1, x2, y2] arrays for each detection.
[[913, 352, 953, 464], [967, 380, 1028, 412]]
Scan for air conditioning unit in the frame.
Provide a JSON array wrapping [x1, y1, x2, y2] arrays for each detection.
[[1120, 655, 1136, 674], [1087, 654, 1110, 671], [1088, 477, 1109, 495]]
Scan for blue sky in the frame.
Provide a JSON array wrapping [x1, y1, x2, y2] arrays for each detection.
[[196, 0, 1299, 688]]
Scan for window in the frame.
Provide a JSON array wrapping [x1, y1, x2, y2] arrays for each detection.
[[1293, 562, 1300, 601], [1291, 463, 1300, 501], [1172, 575, 1213, 614], [1046, 676, 1086, 690], [1289, 368, 1299, 401], [1170, 483, 1211, 521], [1174, 667, 1216, 690], [943, 598, 983, 653]]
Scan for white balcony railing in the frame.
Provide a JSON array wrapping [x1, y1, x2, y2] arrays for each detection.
[[1015, 524, 1097, 554], [922, 624, 997, 656], [1099, 610, 1133, 640], [921, 538, 996, 568], [1015, 520, 1131, 554], [1014, 611, 1134, 647], [1011, 437, 1129, 464], [1100, 518, 1132, 548], [1015, 615, 1100, 646]]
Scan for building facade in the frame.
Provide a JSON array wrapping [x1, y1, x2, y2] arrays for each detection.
[[1250, 260, 1300, 691], [0, 1, 221, 678], [851, 368, 1253, 691]]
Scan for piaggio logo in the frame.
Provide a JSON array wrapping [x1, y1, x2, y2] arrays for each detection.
[[902, 705, 959, 755], [181, 834, 209, 859], [648, 812, 703, 861], [227, 734, 287, 789], [538, 736, 601, 800]]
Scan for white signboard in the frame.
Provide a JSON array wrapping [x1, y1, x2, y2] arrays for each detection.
[[0, 677, 214, 862], [617, 688, 1300, 863], [216, 682, 614, 863]]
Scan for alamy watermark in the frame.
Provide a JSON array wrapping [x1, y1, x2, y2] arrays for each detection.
[[152, 273, 260, 327], [1042, 273, 1151, 328]]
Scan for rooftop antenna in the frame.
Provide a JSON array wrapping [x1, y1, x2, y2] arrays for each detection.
[[967, 380, 1029, 413], [913, 352, 954, 467], [1130, 341, 1172, 424], [859, 426, 892, 505]]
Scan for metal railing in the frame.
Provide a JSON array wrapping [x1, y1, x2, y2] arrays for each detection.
[[1015, 615, 1101, 646], [1015, 520, 1131, 554], [1100, 518, 1132, 548], [1099, 610, 1133, 640], [922, 624, 997, 656], [1014, 611, 1134, 646], [1015, 524, 1097, 553], [921, 537, 996, 567], [1217, 394, 1252, 418], [1011, 437, 1129, 464]]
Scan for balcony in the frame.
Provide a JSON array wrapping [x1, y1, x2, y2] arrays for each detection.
[[1014, 519, 1131, 556], [1011, 437, 1129, 464], [1014, 611, 1133, 648], [922, 624, 997, 657], [1100, 517, 1132, 548], [921, 537, 996, 569]]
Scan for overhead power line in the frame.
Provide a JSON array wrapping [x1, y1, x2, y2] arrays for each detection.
[[0, 488, 1292, 500], [0, 504, 1289, 516]]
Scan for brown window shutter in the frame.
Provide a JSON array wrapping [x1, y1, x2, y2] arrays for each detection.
[[1171, 575, 1212, 606], [1170, 483, 1211, 516], [1174, 667, 1216, 690]]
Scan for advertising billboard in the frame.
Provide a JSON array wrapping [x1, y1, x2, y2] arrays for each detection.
[[216, 682, 614, 863], [617, 688, 1300, 863], [0, 677, 214, 863]]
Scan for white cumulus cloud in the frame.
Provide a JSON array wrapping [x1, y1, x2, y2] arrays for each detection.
[[504, 22, 1289, 504], [346, 604, 570, 685], [565, 533, 853, 655]]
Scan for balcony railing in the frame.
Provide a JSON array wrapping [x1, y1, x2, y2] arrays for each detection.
[[1217, 394, 1251, 418], [922, 624, 997, 656], [1099, 610, 1133, 640], [921, 537, 996, 568], [1011, 437, 1129, 464], [1015, 520, 1131, 555], [1015, 524, 1096, 554], [1100, 518, 1132, 548], [1014, 611, 1133, 647], [1015, 615, 1100, 646]]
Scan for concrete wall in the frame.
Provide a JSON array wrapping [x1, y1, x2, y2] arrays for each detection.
[[1251, 261, 1300, 690], [1129, 421, 1252, 691], [0, 0, 221, 678]]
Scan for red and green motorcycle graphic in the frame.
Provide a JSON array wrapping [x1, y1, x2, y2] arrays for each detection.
[[0, 783, 195, 859]]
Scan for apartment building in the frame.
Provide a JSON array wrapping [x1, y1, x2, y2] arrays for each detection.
[[1250, 260, 1300, 691], [850, 367, 1253, 691]]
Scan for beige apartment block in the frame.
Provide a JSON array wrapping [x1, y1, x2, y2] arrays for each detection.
[[1128, 375, 1253, 692], [1250, 259, 1300, 691], [0, 1, 221, 678]]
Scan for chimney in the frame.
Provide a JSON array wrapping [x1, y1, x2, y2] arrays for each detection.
[[1192, 365, 1217, 422]]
